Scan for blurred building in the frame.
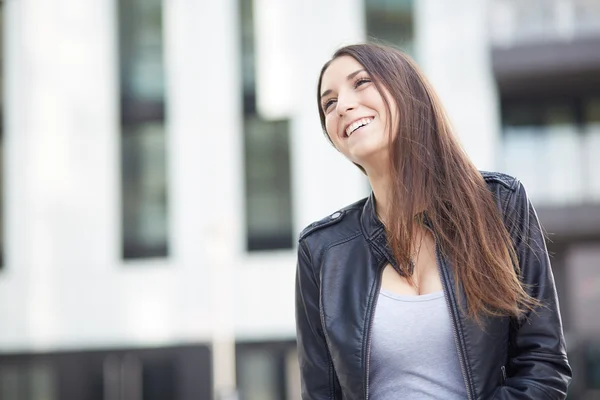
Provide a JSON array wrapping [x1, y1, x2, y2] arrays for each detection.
[[0, 0, 598, 399]]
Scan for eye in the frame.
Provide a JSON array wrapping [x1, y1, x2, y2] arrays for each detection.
[[354, 77, 371, 88], [323, 98, 336, 112]]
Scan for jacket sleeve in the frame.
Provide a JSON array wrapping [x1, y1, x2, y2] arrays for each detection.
[[493, 181, 572, 399], [295, 240, 342, 400]]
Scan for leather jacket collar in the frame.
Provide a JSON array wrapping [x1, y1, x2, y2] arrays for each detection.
[[360, 191, 430, 276], [360, 192, 385, 241]]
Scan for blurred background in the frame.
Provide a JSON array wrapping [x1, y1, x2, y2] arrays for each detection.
[[0, 0, 599, 399]]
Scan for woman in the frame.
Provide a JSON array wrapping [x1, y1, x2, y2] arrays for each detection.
[[295, 43, 571, 399]]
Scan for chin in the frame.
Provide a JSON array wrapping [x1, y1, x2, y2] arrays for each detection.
[[347, 139, 385, 161], [348, 148, 383, 166]]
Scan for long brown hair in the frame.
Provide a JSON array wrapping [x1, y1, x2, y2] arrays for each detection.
[[317, 43, 537, 323]]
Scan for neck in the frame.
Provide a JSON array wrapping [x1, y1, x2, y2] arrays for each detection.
[[366, 164, 426, 225], [366, 168, 393, 225]]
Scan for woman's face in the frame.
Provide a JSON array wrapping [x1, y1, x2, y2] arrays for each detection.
[[320, 56, 398, 171]]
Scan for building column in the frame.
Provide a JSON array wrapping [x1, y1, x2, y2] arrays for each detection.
[[289, 0, 369, 234], [2, 0, 119, 349], [415, 0, 500, 171], [164, 0, 244, 396]]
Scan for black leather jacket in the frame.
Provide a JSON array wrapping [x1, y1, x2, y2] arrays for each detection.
[[295, 172, 572, 400]]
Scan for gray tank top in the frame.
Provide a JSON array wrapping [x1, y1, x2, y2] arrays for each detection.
[[368, 289, 467, 399]]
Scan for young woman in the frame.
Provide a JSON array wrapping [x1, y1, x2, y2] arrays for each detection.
[[295, 43, 572, 399]]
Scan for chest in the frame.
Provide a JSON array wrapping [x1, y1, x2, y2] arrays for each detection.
[[317, 236, 510, 400], [380, 232, 442, 296]]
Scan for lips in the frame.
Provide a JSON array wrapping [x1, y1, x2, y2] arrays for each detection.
[[344, 117, 374, 137]]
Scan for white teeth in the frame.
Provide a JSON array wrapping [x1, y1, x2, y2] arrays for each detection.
[[346, 117, 374, 137]]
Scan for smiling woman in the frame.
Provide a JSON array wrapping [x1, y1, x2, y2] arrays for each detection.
[[318, 56, 398, 175], [295, 43, 572, 400]]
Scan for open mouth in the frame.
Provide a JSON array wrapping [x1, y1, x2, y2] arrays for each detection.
[[345, 117, 374, 137]]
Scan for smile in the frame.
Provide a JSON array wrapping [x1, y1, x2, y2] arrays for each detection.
[[345, 117, 374, 137]]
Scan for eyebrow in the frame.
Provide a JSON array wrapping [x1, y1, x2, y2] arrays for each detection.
[[320, 69, 366, 99]]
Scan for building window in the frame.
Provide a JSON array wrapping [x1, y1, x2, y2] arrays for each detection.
[[365, 0, 414, 54], [0, 364, 57, 400], [236, 341, 299, 400], [585, 98, 600, 200], [587, 343, 600, 390], [489, 0, 600, 46], [119, 0, 169, 259], [0, 346, 211, 400], [240, 0, 293, 251], [501, 96, 600, 205]]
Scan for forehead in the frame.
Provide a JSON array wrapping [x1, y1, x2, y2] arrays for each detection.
[[320, 56, 365, 92]]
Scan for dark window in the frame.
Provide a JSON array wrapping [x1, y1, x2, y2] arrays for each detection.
[[240, 0, 293, 251], [119, 0, 169, 259], [587, 343, 600, 390], [365, 0, 414, 54], [0, 363, 57, 400], [0, 345, 211, 400], [236, 341, 298, 400]]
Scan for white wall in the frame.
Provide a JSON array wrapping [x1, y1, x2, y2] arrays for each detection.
[[415, 0, 500, 171], [2, 0, 125, 351]]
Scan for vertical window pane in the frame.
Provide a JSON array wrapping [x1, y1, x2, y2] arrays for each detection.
[[122, 124, 168, 258], [585, 98, 600, 201], [119, 0, 168, 259], [141, 358, 176, 400], [587, 343, 600, 389], [542, 104, 582, 204], [237, 344, 297, 400], [502, 103, 545, 200], [237, 349, 280, 400], [0, 364, 57, 400], [29, 364, 57, 400], [285, 348, 301, 400], [365, 0, 414, 55], [240, 0, 293, 251], [0, 367, 24, 400], [500, 99, 600, 205], [586, 98, 600, 125], [245, 117, 292, 250]]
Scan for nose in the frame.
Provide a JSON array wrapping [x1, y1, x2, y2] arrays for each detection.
[[336, 90, 358, 116]]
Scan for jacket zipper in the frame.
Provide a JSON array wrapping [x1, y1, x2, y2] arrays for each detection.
[[364, 260, 385, 400], [319, 288, 338, 398], [424, 225, 474, 400]]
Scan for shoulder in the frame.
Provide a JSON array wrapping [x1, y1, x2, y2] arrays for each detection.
[[480, 170, 520, 192], [480, 170, 526, 210], [298, 197, 367, 245], [479, 170, 536, 229]]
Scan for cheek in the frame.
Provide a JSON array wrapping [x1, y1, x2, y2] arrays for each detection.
[[325, 117, 338, 144]]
